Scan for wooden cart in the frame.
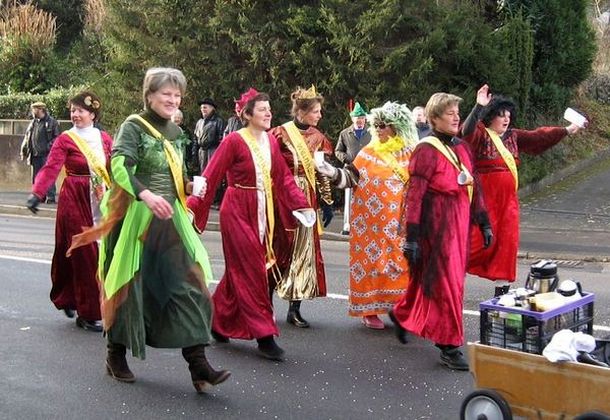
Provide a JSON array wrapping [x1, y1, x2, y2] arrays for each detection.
[[461, 342, 610, 420]]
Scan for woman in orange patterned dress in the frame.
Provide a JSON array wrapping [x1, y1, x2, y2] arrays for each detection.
[[317, 101, 418, 329]]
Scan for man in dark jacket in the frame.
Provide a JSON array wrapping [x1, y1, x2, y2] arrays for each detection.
[[193, 98, 225, 173], [335, 102, 371, 166], [20, 102, 60, 203]]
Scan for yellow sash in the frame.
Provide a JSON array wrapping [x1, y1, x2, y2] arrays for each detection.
[[282, 121, 317, 190], [375, 150, 409, 184], [238, 128, 277, 269], [485, 128, 519, 190], [420, 136, 473, 202], [127, 115, 187, 210], [65, 130, 111, 188], [282, 121, 324, 233]]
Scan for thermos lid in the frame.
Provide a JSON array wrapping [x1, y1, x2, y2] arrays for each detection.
[[530, 259, 557, 277]]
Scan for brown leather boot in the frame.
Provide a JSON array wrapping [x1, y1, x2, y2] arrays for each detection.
[[182, 345, 231, 393], [106, 342, 135, 383]]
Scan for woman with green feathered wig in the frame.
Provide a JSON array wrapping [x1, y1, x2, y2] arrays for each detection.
[[317, 101, 418, 330]]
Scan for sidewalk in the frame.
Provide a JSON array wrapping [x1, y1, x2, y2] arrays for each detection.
[[3, 178, 610, 261]]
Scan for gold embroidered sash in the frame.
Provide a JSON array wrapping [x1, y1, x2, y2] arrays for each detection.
[[65, 130, 111, 188], [420, 136, 473, 202], [127, 115, 187, 210], [282, 122, 317, 191], [485, 128, 518, 190], [238, 128, 277, 269]]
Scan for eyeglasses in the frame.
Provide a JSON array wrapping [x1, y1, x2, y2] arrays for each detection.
[[373, 122, 388, 129]]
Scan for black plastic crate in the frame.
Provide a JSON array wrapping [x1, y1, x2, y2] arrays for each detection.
[[479, 292, 594, 354]]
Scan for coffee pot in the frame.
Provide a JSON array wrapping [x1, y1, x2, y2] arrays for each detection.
[[525, 260, 559, 294]]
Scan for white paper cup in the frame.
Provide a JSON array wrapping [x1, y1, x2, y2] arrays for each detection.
[[563, 107, 587, 128], [314, 151, 325, 165], [193, 176, 205, 196]]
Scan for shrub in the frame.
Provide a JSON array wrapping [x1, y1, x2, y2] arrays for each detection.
[[0, 86, 85, 119]]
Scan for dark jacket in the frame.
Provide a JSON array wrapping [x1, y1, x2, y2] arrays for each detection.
[[223, 115, 243, 139], [20, 113, 60, 162], [335, 125, 372, 165], [194, 111, 225, 150]]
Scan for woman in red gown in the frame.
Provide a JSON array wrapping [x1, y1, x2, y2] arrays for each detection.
[[389, 93, 492, 371], [462, 84, 583, 296], [187, 89, 313, 360], [26, 91, 112, 332]]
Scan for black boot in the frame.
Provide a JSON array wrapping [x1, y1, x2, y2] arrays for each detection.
[[437, 345, 469, 371], [182, 345, 231, 393], [106, 342, 135, 383], [211, 329, 230, 343], [256, 336, 285, 361], [286, 300, 309, 328], [388, 309, 408, 344]]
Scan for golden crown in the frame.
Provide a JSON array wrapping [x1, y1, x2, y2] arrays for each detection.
[[298, 85, 319, 100]]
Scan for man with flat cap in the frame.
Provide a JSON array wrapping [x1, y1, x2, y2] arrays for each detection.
[[20, 101, 60, 203], [193, 98, 225, 173]]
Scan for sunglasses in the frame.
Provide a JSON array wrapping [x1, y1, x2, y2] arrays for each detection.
[[373, 122, 389, 129]]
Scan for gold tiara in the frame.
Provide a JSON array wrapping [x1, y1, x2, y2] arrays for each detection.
[[298, 85, 319, 100]]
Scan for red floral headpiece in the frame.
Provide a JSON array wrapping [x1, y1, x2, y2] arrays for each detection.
[[235, 88, 259, 114]]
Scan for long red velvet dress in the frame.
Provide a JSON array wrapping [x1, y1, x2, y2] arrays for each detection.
[[32, 129, 113, 321], [393, 135, 483, 346], [464, 122, 567, 282], [187, 131, 309, 339], [269, 124, 333, 300]]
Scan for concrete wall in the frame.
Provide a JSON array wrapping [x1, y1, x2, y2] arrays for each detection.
[[0, 134, 31, 190]]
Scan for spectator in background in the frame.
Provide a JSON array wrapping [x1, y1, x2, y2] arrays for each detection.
[[20, 101, 61, 203], [223, 99, 244, 139], [412, 106, 431, 139], [335, 102, 371, 166], [171, 109, 197, 179], [193, 98, 225, 173]]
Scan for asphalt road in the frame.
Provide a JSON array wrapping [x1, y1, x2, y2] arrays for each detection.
[[1, 213, 609, 419]]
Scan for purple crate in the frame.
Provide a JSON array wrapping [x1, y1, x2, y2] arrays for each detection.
[[479, 292, 594, 320]]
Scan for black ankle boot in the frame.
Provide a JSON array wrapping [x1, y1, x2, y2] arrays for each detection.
[[106, 342, 135, 383], [256, 336, 285, 361], [437, 345, 469, 371], [286, 300, 309, 328], [388, 309, 408, 344], [182, 345, 231, 393]]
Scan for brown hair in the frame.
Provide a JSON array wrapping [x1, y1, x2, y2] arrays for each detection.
[[142, 67, 187, 110], [69, 91, 102, 122], [425, 92, 462, 128], [241, 93, 271, 126], [290, 86, 324, 118]]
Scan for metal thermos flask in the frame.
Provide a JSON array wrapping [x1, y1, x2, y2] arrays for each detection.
[[525, 260, 559, 294]]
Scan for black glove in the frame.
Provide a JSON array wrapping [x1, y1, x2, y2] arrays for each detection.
[[26, 194, 41, 214], [321, 203, 334, 228], [481, 225, 493, 249], [403, 242, 420, 268]]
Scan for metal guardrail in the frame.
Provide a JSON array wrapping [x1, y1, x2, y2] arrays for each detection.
[[0, 119, 72, 136]]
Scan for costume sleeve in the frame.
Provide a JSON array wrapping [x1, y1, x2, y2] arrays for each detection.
[[110, 121, 146, 197], [514, 126, 568, 155], [31, 134, 68, 199], [187, 133, 236, 232], [335, 132, 348, 164], [461, 120, 487, 154], [461, 104, 484, 138], [316, 135, 335, 205], [405, 145, 437, 226], [333, 164, 359, 189]]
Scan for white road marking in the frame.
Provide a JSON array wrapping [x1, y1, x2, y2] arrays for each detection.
[[2, 253, 609, 333]]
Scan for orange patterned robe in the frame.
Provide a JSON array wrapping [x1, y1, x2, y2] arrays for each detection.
[[348, 144, 411, 317]]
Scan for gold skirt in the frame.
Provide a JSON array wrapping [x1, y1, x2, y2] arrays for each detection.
[[276, 176, 320, 300]]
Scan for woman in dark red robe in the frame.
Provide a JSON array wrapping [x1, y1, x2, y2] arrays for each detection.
[[389, 93, 491, 371], [462, 84, 583, 296], [26, 91, 112, 331], [187, 90, 312, 361]]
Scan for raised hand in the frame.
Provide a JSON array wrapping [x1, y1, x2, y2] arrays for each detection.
[[476, 84, 492, 107]]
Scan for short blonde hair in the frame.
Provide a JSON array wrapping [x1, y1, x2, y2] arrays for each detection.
[[425, 93, 462, 128], [142, 67, 187, 109]]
